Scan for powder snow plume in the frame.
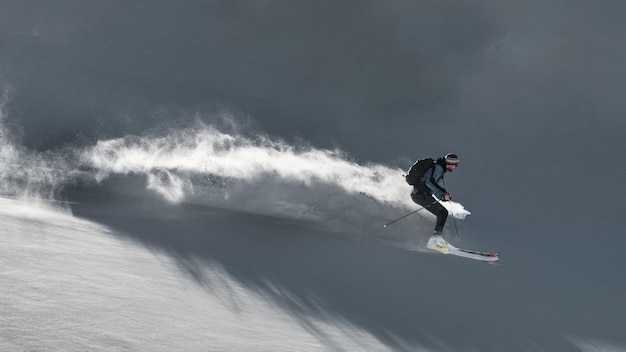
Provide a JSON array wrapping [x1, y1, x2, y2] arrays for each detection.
[[81, 122, 470, 231], [0, 86, 74, 200], [0, 86, 469, 234]]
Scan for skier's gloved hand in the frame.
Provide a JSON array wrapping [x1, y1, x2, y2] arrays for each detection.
[[442, 192, 452, 201]]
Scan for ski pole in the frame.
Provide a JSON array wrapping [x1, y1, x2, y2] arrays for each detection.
[[452, 215, 461, 239], [382, 201, 437, 228]]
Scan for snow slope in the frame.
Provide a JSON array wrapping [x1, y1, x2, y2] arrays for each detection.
[[0, 197, 401, 351]]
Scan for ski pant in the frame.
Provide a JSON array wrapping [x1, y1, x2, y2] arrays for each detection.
[[410, 192, 448, 233]]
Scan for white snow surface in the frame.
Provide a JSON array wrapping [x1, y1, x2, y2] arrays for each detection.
[[0, 197, 401, 351]]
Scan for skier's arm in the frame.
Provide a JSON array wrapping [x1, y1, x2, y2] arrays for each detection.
[[424, 165, 447, 200]]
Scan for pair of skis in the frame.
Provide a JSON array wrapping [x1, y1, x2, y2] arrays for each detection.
[[426, 237, 499, 262]]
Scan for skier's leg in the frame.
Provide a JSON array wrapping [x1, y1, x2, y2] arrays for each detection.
[[432, 203, 448, 233], [411, 193, 448, 233]]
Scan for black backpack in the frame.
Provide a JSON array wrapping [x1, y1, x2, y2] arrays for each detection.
[[405, 158, 435, 185]]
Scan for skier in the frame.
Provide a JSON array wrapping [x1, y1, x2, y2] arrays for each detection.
[[410, 153, 459, 248]]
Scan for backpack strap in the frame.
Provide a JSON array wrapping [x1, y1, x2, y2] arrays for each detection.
[[425, 160, 448, 195]]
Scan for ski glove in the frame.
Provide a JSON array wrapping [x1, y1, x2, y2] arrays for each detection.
[[442, 192, 452, 201]]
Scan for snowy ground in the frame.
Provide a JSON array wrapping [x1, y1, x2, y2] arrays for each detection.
[[3, 195, 626, 352], [0, 197, 399, 351]]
